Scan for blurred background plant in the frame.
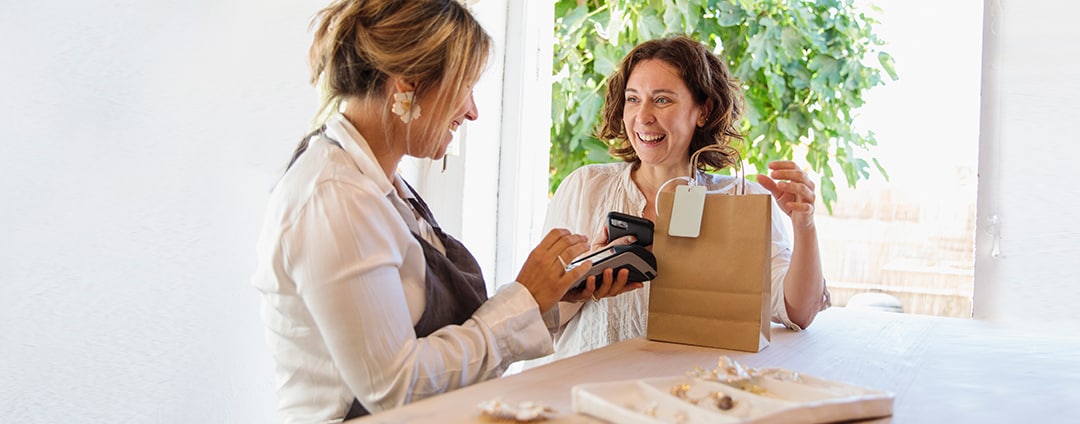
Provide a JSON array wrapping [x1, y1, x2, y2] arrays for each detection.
[[550, 0, 898, 212]]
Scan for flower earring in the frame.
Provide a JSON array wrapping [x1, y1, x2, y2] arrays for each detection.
[[392, 91, 421, 123]]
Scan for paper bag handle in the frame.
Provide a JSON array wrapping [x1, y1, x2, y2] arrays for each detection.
[[654, 145, 745, 217], [688, 145, 745, 195]]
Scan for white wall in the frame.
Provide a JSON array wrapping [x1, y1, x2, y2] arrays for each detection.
[[1, 1, 320, 421], [975, 0, 1080, 328]]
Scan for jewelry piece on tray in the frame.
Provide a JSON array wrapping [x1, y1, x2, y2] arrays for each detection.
[[641, 401, 659, 417], [707, 391, 735, 410], [759, 367, 801, 382], [669, 384, 739, 411], [670, 383, 691, 401], [688, 355, 807, 395], [477, 398, 555, 422]]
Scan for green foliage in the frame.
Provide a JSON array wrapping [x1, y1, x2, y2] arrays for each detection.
[[550, 0, 897, 212]]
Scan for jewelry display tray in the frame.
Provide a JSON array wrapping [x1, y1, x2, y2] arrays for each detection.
[[571, 370, 894, 423]]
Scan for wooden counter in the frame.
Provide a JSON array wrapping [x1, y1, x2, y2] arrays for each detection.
[[352, 307, 1080, 423]]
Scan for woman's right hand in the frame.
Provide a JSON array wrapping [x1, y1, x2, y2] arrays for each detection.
[[515, 229, 592, 311]]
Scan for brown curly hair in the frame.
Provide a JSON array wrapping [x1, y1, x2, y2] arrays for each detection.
[[597, 35, 744, 171]]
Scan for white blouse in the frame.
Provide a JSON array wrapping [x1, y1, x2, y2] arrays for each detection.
[[251, 114, 553, 423], [527, 161, 798, 368]]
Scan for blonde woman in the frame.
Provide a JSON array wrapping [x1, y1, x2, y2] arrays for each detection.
[[250, 1, 637, 421]]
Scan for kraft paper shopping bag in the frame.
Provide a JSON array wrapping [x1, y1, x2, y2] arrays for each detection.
[[646, 170, 773, 352]]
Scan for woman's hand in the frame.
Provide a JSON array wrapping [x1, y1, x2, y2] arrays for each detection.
[[515, 229, 592, 311], [558, 224, 644, 303], [586, 221, 641, 252], [560, 267, 644, 303], [755, 161, 817, 228]]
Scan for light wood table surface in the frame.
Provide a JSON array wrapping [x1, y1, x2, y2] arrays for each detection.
[[351, 307, 1080, 423]]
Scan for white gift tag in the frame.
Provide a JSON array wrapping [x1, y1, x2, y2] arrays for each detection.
[[668, 185, 706, 238]]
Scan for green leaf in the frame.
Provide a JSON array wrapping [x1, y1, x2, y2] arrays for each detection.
[[677, 0, 698, 29], [554, 0, 575, 18], [854, 157, 870, 178], [607, 4, 625, 46], [820, 176, 837, 214], [779, 27, 802, 61], [715, 1, 746, 26], [663, 0, 681, 30], [638, 8, 665, 40], [747, 33, 769, 70], [577, 93, 603, 131], [562, 5, 590, 34], [776, 116, 799, 140], [593, 43, 620, 78], [872, 157, 890, 181], [765, 70, 788, 109], [878, 51, 898, 81], [584, 138, 615, 162], [808, 54, 840, 84]]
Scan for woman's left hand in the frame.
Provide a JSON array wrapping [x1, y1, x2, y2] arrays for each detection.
[[559, 224, 644, 303], [755, 160, 817, 228]]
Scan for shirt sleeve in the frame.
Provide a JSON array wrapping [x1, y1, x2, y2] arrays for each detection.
[[284, 181, 553, 413]]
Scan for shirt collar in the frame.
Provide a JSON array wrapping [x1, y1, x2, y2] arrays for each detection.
[[323, 112, 426, 234], [323, 112, 395, 197]]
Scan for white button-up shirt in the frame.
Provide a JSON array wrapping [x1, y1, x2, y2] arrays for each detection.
[[251, 113, 553, 423]]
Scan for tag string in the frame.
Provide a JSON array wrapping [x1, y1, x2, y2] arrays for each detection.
[[654, 176, 692, 217], [654, 145, 745, 217]]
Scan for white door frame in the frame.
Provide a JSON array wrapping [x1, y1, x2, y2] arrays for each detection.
[[401, 0, 554, 292]]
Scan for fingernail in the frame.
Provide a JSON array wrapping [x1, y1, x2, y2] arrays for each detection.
[[628, 236, 636, 243]]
